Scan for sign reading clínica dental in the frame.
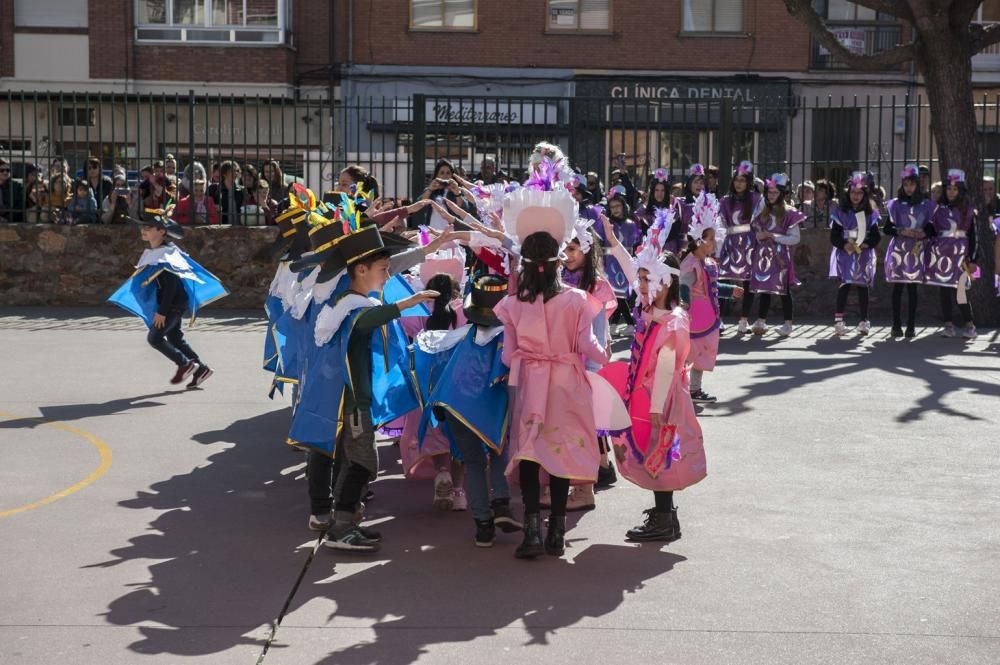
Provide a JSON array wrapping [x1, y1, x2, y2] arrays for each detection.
[[577, 78, 790, 105]]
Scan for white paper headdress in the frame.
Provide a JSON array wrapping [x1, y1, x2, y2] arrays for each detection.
[[632, 242, 679, 304], [503, 185, 576, 249], [687, 191, 722, 242], [572, 217, 596, 254]]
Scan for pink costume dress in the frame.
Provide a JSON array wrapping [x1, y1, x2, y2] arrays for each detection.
[[680, 252, 723, 372], [494, 288, 608, 482], [606, 306, 706, 492]]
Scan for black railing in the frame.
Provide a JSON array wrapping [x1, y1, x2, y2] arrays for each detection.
[[810, 23, 904, 70]]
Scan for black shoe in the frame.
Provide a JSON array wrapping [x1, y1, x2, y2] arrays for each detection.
[[905, 325, 916, 338], [323, 524, 381, 553], [474, 519, 496, 548], [355, 524, 382, 543], [596, 462, 618, 488], [491, 499, 522, 533], [690, 390, 717, 404], [544, 515, 566, 556], [171, 361, 199, 385], [515, 514, 544, 559], [890, 326, 904, 338], [625, 508, 680, 542], [363, 489, 375, 503], [187, 364, 213, 388]]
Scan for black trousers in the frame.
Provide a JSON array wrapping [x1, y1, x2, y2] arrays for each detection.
[[835, 284, 869, 320], [939, 286, 973, 325], [147, 311, 199, 366], [758, 293, 794, 321], [891, 283, 919, 328]]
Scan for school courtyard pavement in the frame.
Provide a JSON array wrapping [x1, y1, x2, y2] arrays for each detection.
[[1, 307, 998, 665]]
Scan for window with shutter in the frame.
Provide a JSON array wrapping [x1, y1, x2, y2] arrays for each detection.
[[410, 0, 477, 30], [682, 0, 743, 33], [547, 0, 611, 32]]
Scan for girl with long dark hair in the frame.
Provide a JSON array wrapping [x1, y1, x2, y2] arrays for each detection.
[[883, 164, 936, 337], [927, 169, 979, 338], [719, 161, 763, 334], [830, 172, 882, 336]]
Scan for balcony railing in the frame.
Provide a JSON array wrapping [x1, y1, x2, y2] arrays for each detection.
[[810, 22, 904, 70], [973, 22, 1000, 70]]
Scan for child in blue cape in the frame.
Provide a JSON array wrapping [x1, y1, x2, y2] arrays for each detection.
[[108, 212, 228, 387]]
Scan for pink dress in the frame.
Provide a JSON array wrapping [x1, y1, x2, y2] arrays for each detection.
[[606, 307, 707, 492], [494, 288, 608, 482], [680, 253, 721, 372]]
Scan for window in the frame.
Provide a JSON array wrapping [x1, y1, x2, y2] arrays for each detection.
[[682, 0, 743, 33], [547, 0, 611, 32], [59, 108, 96, 128], [135, 0, 287, 43], [15, 0, 87, 28], [815, 0, 894, 21], [410, 0, 476, 30]]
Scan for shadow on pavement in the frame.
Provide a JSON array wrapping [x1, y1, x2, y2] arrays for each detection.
[[0, 391, 183, 428]]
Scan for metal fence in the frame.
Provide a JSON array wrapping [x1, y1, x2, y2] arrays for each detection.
[[2, 90, 999, 224]]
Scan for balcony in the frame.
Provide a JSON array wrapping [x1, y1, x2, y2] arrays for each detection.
[[973, 22, 1000, 72], [810, 22, 904, 70]]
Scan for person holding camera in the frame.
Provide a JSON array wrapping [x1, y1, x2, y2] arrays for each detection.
[[101, 174, 134, 224], [414, 158, 476, 229]]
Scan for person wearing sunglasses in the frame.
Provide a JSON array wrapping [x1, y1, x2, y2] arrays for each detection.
[[0, 158, 25, 223]]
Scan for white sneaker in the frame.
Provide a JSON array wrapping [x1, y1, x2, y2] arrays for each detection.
[[566, 484, 596, 512], [962, 325, 978, 339], [776, 322, 793, 337], [834, 320, 848, 336], [433, 470, 454, 511], [737, 318, 750, 334], [857, 320, 871, 336], [941, 323, 956, 338], [751, 319, 768, 335], [308, 512, 332, 531], [451, 488, 468, 511]]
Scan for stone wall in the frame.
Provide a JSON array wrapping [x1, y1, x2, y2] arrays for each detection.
[[0, 224, 279, 309], [0, 223, 947, 320]]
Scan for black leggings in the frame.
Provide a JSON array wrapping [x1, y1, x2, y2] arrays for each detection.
[[519, 460, 570, 517], [740, 280, 755, 317], [758, 293, 794, 321], [939, 287, 973, 325], [654, 491, 674, 511], [836, 284, 869, 320], [891, 283, 919, 328]]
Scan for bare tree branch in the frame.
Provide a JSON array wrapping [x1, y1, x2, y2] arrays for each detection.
[[783, 0, 917, 69], [972, 22, 1000, 53]]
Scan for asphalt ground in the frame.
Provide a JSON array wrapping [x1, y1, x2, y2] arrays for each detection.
[[1, 307, 998, 665]]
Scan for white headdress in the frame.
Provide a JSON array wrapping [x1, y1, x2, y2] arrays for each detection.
[[686, 191, 721, 242], [503, 183, 576, 249], [572, 217, 596, 254], [632, 243, 679, 304]]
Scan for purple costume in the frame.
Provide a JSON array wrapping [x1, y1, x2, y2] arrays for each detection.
[[926, 203, 975, 288], [829, 207, 880, 288], [593, 214, 642, 297], [718, 192, 762, 281], [884, 198, 935, 284], [668, 198, 695, 256], [749, 208, 806, 295]]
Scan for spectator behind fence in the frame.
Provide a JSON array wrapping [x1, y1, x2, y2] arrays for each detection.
[[706, 165, 720, 196], [25, 179, 50, 223], [0, 158, 25, 222], [164, 154, 179, 178], [140, 174, 171, 219], [983, 176, 999, 217], [66, 179, 99, 225], [262, 160, 286, 200], [48, 173, 72, 223], [414, 158, 475, 228], [180, 161, 207, 198], [242, 164, 260, 205], [85, 156, 114, 203], [257, 179, 278, 225], [476, 157, 502, 185], [101, 174, 133, 225], [174, 179, 219, 225], [811, 179, 836, 228], [49, 156, 69, 178], [209, 160, 245, 225]]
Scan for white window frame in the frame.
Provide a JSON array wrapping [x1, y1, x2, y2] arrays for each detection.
[[134, 0, 288, 45], [681, 0, 744, 35], [408, 0, 478, 32], [545, 0, 612, 34]]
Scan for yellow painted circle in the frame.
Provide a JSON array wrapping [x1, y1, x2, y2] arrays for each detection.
[[0, 413, 113, 518]]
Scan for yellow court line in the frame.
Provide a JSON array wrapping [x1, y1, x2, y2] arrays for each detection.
[[0, 413, 113, 519]]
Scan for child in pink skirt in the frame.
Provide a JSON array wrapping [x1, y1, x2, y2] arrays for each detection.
[[494, 186, 609, 559]]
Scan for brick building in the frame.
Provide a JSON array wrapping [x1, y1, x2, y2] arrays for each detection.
[[1, 1, 998, 196]]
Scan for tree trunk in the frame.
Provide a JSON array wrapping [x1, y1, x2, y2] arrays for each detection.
[[920, 33, 999, 325]]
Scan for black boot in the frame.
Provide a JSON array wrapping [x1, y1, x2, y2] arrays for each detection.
[[625, 508, 680, 542], [474, 518, 495, 548], [891, 324, 904, 337], [596, 461, 618, 488], [544, 515, 566, 556], [515, 513, 544, 559]]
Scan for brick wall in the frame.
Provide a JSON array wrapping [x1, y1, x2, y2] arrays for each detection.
[[337, 0, 811, 73], [0, 0, 14, 78]]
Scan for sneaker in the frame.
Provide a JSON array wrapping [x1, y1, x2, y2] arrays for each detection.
[[451, 488, 469, 511], [566, 485, 596, 512], [596, 462, 618, 488], [834, 320, 848, 336], [962, 325, 978, 339], [323, 524, 381, 553], [891, 325, 904, 337], [625, 508, 680, 542], [491, 499, 522, 533], [857, 320, 871, 336], [737, 318, 750, 334], [187, 364, 213, 388], [308, 512, 332, 531], [432, 471, 454, 511], [170, 361, 199, 385], [751, 319, 768, 335], [690, 390, 717, 404], [622, 324, 635, 337], [941, 323, 956, 338], [356, 524, 383, 543], [474, 519, 496, 548], [776, 322, 793, 338], [905, 325, 916, 338]]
